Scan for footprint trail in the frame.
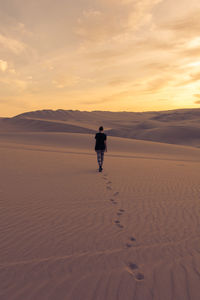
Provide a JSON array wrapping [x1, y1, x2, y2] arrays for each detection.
[[100, 171, 144, 279]]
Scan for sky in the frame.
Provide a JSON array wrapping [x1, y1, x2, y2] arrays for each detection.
[[1, 0, 200, 116]]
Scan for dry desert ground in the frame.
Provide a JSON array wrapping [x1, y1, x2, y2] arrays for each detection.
[[1, 110, 200, 300]]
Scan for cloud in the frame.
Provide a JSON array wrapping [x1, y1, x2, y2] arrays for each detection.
[[1, 0, 200, 115], [0, 60, 16, 74], [82, 89, 130, 105], [0, 77, 28, 91], [142, 76, 172, 93], [0, 33, 26, 54], [52, 75, 80, 89], [76, 0, 162, 43], [194, 100, 200, 104], [108, 77, 128, 86], [9, 68, 16, 74], [187, 71, 200, 82], [141, 61, 176, 72], [0, 59, 8, 72], [176, 72, 200, 86], [194, 94, 200, 98], [161, 9, 200, 38], [182, 46, 200, 58]]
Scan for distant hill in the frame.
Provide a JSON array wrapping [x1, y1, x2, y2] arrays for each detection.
[[1, 108, 200, 147]]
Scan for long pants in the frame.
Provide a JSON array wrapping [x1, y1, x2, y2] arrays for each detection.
[[96, 150, 104, 167]]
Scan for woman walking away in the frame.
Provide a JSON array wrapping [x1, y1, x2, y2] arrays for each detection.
[[95, 126, 107, 172]]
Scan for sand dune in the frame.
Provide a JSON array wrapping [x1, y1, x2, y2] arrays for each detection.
[[0, 132, 200, 162], [0, 117, 94, 134], [1, 131, 200, 299], [2, 108, 200, 147]]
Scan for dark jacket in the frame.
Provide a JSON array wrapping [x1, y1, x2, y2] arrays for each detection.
[[95, 132, 107, 151]]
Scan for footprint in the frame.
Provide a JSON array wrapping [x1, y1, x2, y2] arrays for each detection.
[[107, 181, 112, 184], [126, 243, 132, 248], [106, 186, 112, 190], [129, 263, 138, 270], [130, 237, 136, 242], [110, 199, 117, 204], [116, 224, 124, 228], [117, 212, 122, 216], [135, 273, 144, 281], [127, 264, 144, 281], [119, 209, 125, 212], [113, 192, 119, 197], [114, 220, 120, 224]]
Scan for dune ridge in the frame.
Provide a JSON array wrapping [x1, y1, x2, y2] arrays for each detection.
[[2, 108, 200, 147]]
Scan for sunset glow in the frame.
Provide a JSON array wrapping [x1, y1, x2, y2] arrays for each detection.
[[1, 0, 200, 116]]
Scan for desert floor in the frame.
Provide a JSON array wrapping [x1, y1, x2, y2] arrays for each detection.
[[1, 132, 200, 300]]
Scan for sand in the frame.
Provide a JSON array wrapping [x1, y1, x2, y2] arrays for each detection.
[[2, 108, 200, 147], [1, 129, 200, 300]]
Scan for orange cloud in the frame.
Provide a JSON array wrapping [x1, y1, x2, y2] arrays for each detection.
[[76, 0, 162, 43], [1, 0, 200, 116], [194, 94, 200, 98], [0, 33, 26, 54], [0, 60, 8, 72], [161, 9, 200, 38]]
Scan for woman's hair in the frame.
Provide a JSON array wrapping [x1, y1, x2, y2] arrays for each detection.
[[99, 126, 103, 131]]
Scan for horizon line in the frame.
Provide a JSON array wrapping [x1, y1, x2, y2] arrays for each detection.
[[1, 106, 200, 119]]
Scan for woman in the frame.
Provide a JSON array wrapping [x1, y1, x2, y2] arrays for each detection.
[[95, 126, 107, 172]]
